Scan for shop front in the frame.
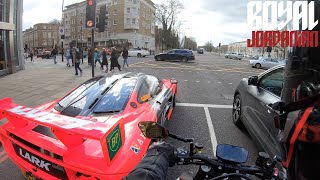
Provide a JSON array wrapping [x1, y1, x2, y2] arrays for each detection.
[[0, 0, 23, 76]]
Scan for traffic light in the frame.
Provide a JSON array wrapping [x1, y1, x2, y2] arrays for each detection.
[[98, 5, 107, 32], [219, 43, 221, 47], [86, 0, 96, 28]]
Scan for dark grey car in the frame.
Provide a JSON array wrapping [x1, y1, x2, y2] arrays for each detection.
[[232, 65, 285, 159]]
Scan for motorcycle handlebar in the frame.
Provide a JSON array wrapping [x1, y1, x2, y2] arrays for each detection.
[[174, 148, 280, 179]]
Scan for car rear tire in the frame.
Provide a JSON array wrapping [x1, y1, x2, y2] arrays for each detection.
[[182, 57, 188, 63], [137, 53, 142, 58], [156, 56, 161, 61], [232, 94, 243, 127], [255, 63, 261, 68]]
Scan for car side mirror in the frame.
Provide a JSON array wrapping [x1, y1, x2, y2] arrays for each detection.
[[248, 76, 258, 86]]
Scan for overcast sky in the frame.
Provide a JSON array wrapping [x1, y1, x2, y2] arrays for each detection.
[[23, 0, 250, 46]]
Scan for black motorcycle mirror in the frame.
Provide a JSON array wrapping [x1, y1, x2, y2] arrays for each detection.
[[138, 121, 195, 156], [138, 121, 169, 139]]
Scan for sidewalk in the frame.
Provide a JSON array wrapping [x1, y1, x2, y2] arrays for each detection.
[[0, 56, 122, 107]]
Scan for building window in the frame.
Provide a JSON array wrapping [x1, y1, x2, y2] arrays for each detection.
[[72, 27, 75, 32], [127, 8, 130, 13], [72, 19, 75, 24], [133, 0, 137, 4], [113, 20, 117, 25], [113, 9, 117, 15], [48, 26, 52, 30], [126, 18, 130, 25], [132, 7, 137, 14], [43, 32, 47, 37], [43, 25, 47, 29]]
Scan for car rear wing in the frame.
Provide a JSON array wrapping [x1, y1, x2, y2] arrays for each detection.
[[0, 98, 125, 164]]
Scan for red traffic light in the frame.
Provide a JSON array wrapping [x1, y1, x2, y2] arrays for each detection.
[[88, 0, 93, 6]]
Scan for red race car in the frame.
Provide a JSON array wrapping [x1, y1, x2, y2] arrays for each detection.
[[0, 72, 178, 180]]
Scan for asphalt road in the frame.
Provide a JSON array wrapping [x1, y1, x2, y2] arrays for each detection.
[[0, 53, 265, 179]]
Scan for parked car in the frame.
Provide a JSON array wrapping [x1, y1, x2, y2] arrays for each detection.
[[128, 48, 149, 58], [250, 55, 260, 60], [155, 49, 195, 62], [249, 57, 285, 69], [41, 51, 53, 59], [232, 65, 285, 166], [225, 52, 243, 60], [197, 48, 204, 54]]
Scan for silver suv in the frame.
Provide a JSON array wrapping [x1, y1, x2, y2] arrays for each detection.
[[225, 52, 244, 60]]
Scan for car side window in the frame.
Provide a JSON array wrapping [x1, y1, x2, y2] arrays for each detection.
[[168, 51, 175, 54], [259, 68, 284, 97], [138, 81, 151, 103], [146, 75, 163, 97]]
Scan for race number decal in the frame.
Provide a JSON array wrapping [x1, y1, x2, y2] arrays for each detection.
[[106, 125, 122, 160]]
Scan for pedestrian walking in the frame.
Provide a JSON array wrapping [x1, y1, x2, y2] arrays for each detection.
[[88, 47, 93, 65], [65, 46, 71, 67], [51, 47, 58, 64], [94, 48, 103, 69], [30, 50, 34, 62], [102, 48, 109, 73], [79, 47, 84, 64], [70, 44, 74, 66], [72, 47, 83, 76], [122, 47, 129, 67], [110, 47, 121, 72]]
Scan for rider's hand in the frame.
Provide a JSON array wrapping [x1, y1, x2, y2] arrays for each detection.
[[149, 142, 175, 167]]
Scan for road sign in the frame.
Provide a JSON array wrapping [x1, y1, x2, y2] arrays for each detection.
[[59, 27, 64, 34]]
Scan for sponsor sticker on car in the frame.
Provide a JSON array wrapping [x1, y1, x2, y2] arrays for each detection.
[[106, 124, 122, 160]]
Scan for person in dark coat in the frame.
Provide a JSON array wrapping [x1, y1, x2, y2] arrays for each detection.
[[110, 47, 121, 72], [102, 48, 108, 73]]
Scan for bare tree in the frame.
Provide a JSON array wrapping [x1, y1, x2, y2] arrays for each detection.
[[155, 0, 184, 49], [204, 41, 214, 52], [48, 19, 61, 25]]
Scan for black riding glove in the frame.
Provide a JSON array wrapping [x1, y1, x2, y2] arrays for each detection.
[[149, 142, 175, 167]]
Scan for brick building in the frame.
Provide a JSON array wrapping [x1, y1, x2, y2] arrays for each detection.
[[62, 0, 156, 49]]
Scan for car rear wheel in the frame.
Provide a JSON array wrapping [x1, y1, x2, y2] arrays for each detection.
[[156, 56, 161, 61], [255, 63, 261, 68], [232, 94, 243, 127], [137, 53, 142, 58], [182, 57, 188, 63]]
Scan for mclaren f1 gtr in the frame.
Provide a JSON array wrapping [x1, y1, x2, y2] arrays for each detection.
[[0, 72, 178, 180]]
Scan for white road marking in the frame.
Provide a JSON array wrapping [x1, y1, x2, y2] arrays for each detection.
[[176, 103, 232, 109], [204, 107, 218, 155], [184, 80, 188, 82], [196, 81, 200, 83]]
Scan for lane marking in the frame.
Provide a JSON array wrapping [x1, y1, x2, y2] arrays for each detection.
[[176, 103, 232, 109], [0, 150, 6, 157], [204, 107, 218, 155], [0, 154, 8, 163], [130, 65, 261, 74]]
